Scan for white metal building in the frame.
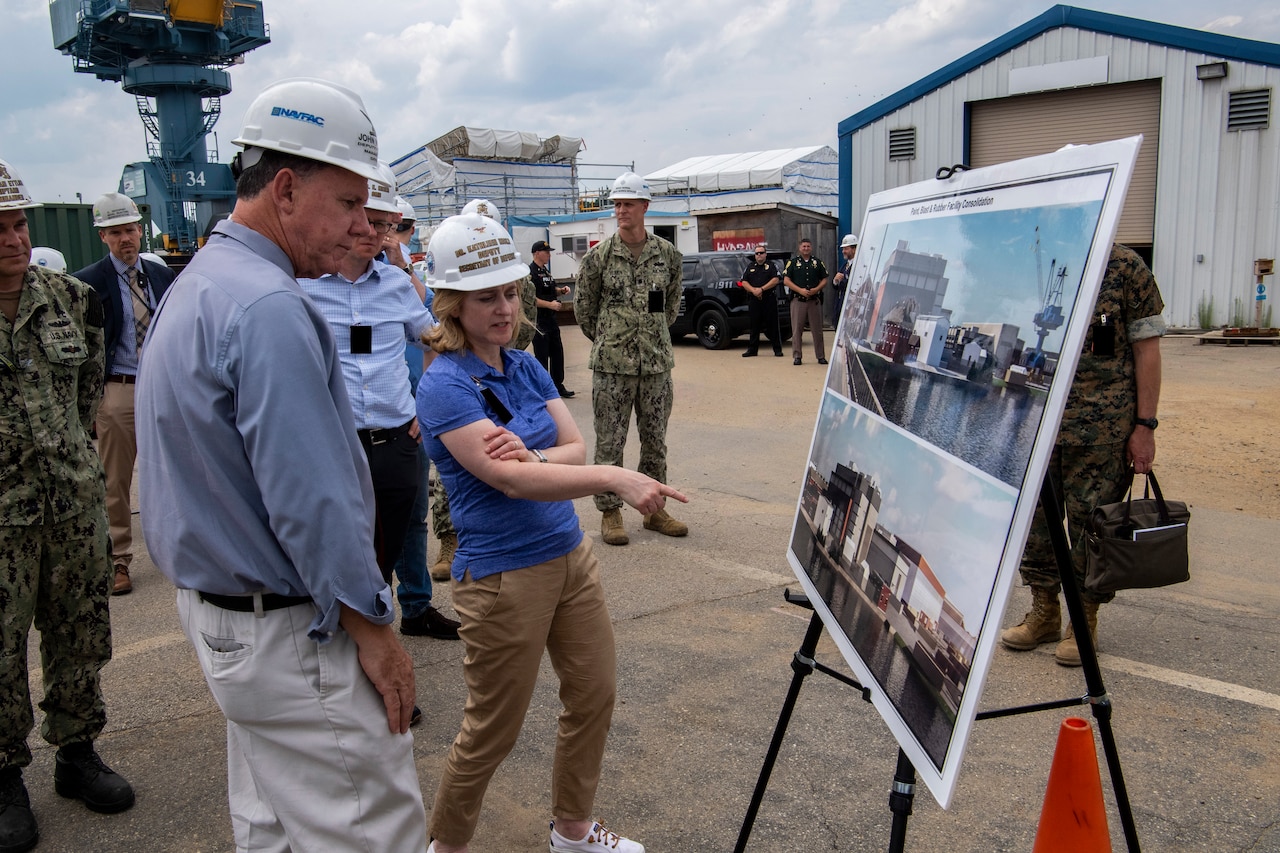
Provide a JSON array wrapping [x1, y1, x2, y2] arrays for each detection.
[[837, 5, 1280, 327]]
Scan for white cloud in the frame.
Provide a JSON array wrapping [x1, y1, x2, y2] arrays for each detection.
[[5, 0, 1279, 204]]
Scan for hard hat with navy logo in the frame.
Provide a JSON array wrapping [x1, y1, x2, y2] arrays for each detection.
[[232, 78, 381, 182], [609, 171, 651, 201]]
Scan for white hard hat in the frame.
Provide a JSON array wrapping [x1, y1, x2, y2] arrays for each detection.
[[231, 78, 380, 182], [609, 171, 651, 201], [841, 233, 859, 248], [31, 247, 67, 272], [460, 198, 502, 222], [92, 192, 142, 228], [424, 213, 524, 292], [365, 162, 399, 214], [394, 195, 416, 222], [0, 157, 40, 210], [141, 251, 168, 268]]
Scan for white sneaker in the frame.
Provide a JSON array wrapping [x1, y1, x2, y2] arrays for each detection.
[[549, 820, 644, 853]]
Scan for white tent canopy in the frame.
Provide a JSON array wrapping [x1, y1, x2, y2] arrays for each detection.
[[643, 145, 838, 215], [645, 146, 836, 193]]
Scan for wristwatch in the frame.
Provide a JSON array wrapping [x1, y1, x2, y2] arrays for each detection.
[[532, 448, 549, 463], [1134, 417, 1158, 430]]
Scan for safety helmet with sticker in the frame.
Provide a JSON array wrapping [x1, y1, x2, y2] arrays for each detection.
[[609, 171, 651, 201], [460, 198, 503, 223], [0, 157, 40, 211], [31, 247, 67, 272], [232, 78, 380, 182], [424, 213, 524, 292], [92, 192, 142, 228], [365, 162, 399, 214]]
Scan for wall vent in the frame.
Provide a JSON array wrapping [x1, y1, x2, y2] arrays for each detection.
[[889, 128, 917, 161], [1228, 89, 1271, 131]]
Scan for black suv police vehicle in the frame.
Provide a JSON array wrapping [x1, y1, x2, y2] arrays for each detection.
[[670, 251, 792, 349]]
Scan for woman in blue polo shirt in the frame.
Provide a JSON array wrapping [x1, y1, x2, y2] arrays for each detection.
[[417, 214, 687, 853]]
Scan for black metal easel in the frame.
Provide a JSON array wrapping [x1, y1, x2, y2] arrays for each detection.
[[734, 478, 1141, 852]]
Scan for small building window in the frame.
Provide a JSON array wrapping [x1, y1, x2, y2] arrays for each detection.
[[1228, 89, 1271, 131], [889, 128, 917, 161]]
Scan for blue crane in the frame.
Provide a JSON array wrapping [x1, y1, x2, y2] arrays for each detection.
[[50, 0, 270, 256]]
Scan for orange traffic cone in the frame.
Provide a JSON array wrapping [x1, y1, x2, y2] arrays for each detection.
[[1032, 717, 1112, 852]]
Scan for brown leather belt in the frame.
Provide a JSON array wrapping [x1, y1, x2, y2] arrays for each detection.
[[107, 374, 137, 384]]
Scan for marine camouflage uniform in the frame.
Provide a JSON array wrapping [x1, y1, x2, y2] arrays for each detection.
[[1021, 244, 1166, 604], [511, 274, 537, 351], [574, 232, 682, 511], [0, 265, 112, 771]]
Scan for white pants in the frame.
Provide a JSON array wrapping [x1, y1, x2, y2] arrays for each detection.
[[177, 589, 427, 852]]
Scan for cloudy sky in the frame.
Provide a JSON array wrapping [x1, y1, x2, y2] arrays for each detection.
[[5, 0, 1279, 203]]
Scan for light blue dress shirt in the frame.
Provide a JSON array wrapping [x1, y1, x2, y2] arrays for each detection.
[[298, 261, 433, 430], [135, 220, 393, 641], [108, 254, 144, 376]]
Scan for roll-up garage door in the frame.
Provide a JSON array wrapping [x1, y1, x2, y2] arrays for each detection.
[[969, 79, 1160, 247]]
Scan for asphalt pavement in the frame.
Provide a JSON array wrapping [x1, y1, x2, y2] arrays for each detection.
[[20, 331, 1280, 852]]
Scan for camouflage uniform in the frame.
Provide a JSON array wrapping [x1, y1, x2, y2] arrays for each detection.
[[511, 274, 538, 351], [575, 233, 682, 511], [1021, 244, 1166, 603], [0, 265, 112, 771]]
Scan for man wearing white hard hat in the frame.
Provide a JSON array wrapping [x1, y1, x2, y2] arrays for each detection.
[[418, 212, 684, 853], [299, 163, 460, 645], [0, 156, 135, 852], [135, 79, 428, 849], [574, 172, 687, 546], [831, 232, 859, 329], [72, 191, 175, 596]]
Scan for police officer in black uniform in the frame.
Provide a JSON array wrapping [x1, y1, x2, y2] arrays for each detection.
[[740, 244, 783, 357], [530, 240, 574, 397]]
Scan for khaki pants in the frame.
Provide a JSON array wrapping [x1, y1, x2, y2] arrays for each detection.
[[95, 380, 136, 569], [790, 298, 826, 361], [429, 537, 617, 845]]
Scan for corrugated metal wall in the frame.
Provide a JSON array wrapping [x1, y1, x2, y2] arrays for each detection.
[[844, 27, 1280, 327]]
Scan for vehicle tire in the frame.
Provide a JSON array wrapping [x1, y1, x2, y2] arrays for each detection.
[[695, 306, 731, 350]]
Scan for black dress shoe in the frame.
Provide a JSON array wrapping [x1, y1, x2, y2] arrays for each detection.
[[741, 351, 758, 358], [0, 769, 38, 853], [818, 358, 828, 365], [54, 744, 134, 814], [557, 387, 576, 399], [400, 606, 461, 640], [793, 357, 802, 365], [773, 350, 784, 357]]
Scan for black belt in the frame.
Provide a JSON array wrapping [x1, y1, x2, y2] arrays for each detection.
[[357, 419, 413, 446], [198, 591, 313, 612], [107, 374, 137, 384]]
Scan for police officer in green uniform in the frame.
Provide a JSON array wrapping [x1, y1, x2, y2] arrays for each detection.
[[783, 237, 828, 365], [575, 172, 687, 546], [0, 157, 134, 853], [1001, 243, 1165, 666]]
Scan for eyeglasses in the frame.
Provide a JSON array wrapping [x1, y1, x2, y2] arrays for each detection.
[[368, 220, 395, 235], [754, 250, 767, 255]]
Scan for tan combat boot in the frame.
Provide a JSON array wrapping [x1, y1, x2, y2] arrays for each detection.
[[642, 508, 688, 537], [1055, 601, 1100, 667], [431, 533, 456, 581], [601, 509, 629, 546], [1000, 587, 1061, 650]]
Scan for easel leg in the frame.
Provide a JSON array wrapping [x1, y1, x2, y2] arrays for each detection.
[[733, 609, 825, 853], [1039, 479, 1141, 851], [886, 748, 916, 853]]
